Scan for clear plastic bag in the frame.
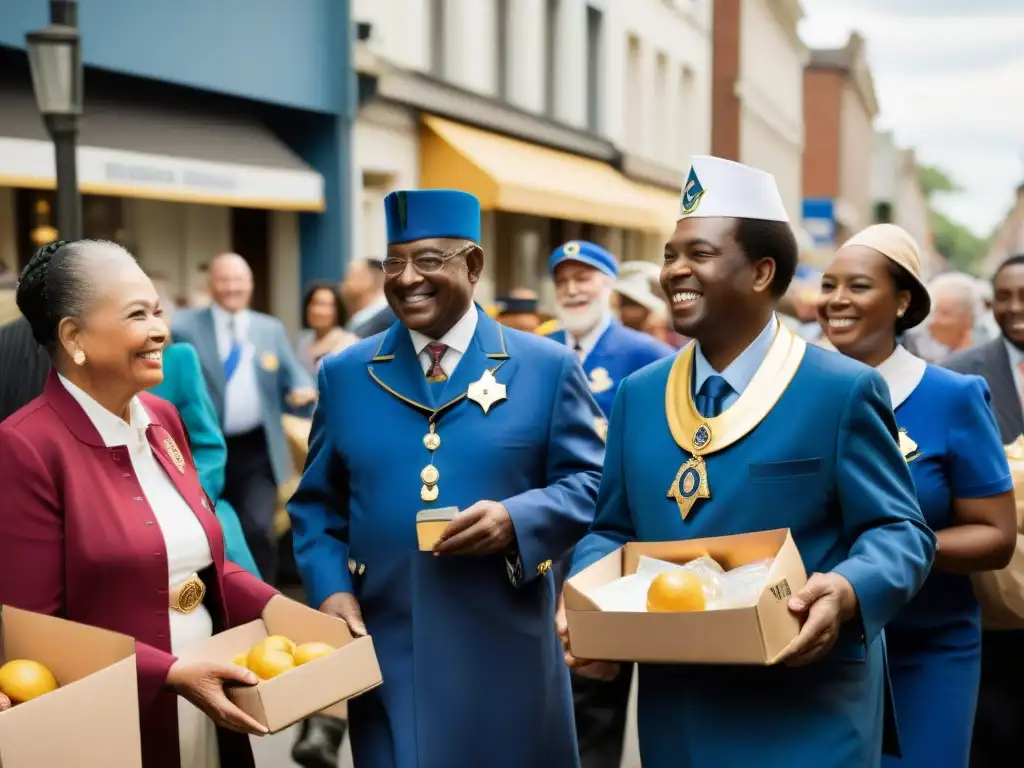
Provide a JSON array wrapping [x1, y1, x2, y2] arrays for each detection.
[[714, 558, 775, 609]]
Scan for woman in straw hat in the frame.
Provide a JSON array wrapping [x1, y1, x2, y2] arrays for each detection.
[[818, 223, 1017, 766]]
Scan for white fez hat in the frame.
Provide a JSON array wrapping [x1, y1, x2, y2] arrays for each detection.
[[677, 155, 790, 223]]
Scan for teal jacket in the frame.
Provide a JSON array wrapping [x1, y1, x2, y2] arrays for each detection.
[[151, 342, 262, 579]]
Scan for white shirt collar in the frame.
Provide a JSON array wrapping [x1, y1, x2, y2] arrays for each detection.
[[875, 345, 927, 409], [567, 312, 612, 360], [211, 303, 250, 333], [58, 374, 152, 447], [409, 305, 478, 357], [1004, 338, 1024, 369]]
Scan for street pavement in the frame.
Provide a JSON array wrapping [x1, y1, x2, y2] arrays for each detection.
[[251, 669, 643, 767], [252, 727, 353, 768]]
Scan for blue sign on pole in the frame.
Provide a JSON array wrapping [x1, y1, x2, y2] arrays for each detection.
[[802, 198, 836, 249]]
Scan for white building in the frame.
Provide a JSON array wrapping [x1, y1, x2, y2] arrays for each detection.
[[710, 0, 809, 243], [351, 0, 713, 301]]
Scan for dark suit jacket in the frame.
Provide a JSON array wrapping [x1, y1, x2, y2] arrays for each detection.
[[943, 338, 1024, 443], [351, 305, 397, 339], [0, 372, 279, 768], [0, 317, 51, 422]]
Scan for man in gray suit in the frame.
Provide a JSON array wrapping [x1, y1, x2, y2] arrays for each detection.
[[943, 253, 1024, 768], [341, 257, 396, 338], [173, 252, 314, 584]]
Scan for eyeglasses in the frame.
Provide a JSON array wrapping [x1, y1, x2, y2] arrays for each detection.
[[381, 241, 476, 277]]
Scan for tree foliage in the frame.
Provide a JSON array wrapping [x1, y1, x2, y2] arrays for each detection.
[[916, 164, 990, 275]]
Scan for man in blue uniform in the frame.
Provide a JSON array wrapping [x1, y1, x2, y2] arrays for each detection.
[[545, 241, 675, 419], [544, 240, 673, 768], [288, 189, 604, 768], [559, 155, 936, 768]]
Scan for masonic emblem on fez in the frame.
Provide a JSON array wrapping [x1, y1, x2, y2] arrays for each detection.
[[680, 166, 706, 216]]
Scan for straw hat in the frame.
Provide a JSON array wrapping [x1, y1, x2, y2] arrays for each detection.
[[839, 223, 931, 329], [615, 273, 665, 314]]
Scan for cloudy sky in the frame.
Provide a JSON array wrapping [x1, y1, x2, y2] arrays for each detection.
[[798, 0, 1024, 236]]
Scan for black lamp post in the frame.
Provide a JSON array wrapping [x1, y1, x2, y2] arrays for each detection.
[[25, 0, 83, 241]]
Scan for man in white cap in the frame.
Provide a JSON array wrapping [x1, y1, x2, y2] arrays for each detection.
[[557, 155, 935, 767]]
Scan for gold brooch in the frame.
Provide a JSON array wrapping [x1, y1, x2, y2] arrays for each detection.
[[164, 437, 186, 474]]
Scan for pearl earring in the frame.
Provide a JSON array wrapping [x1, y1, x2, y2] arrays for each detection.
[[73, 350, 86, 366], [896, 308, 905, 318]]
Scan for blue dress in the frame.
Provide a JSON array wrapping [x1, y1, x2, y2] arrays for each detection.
[[882, 362, 1012, 767]]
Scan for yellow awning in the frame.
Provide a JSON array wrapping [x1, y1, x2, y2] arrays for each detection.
[[420, 115, 666, 232], [635, 183, 682, 237]]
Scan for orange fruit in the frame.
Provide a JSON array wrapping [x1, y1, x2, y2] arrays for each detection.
[[292, 642, 335, 666], [247, 649, 296, 680], [232, 652, 248, 667], [260, 635, 296, 654], [646, 571, 707, 613], [0, 660, 58, 703]]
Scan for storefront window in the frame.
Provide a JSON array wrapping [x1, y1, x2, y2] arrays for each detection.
[[14, 189, 127, 268]]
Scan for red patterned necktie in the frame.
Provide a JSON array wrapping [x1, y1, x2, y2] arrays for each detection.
[[425, 343, 449, 382]]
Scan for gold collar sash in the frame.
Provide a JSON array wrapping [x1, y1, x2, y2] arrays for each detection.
[[666, 320, 806, 455], [664, 321, 806, 519]]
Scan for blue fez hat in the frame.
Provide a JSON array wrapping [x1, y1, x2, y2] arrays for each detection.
[[385, 189, 481, 245], [549, 241, 618, 279]]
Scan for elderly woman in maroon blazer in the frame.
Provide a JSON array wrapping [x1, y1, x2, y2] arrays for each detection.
[[0, 240, 282, 768]]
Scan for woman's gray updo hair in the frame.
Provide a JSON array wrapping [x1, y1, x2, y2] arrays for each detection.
[[16, 239, 136, 353]]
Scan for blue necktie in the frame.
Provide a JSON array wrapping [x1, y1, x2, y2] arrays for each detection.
[[695, 375, 734, 418], [223, 317, 243, 382]]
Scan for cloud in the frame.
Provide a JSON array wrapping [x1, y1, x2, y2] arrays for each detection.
[[809, 0, 1024, 17], [799, 0, 1024, 235]]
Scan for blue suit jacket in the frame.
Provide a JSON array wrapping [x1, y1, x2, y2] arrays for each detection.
[[288, 306, 604, 768], [546, 320, 676, 418], [172, 308, 312, 485], [570, 342, 936, 768], [149, 342, 262, 579]]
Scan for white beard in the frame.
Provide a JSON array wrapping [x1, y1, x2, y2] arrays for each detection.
[[557, 286, 612, 337]]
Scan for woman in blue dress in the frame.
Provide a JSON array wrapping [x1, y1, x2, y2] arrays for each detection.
[[818, 223, 1017, 766]]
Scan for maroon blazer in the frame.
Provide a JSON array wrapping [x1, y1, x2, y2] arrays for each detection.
[[0, 371, 279, 768]]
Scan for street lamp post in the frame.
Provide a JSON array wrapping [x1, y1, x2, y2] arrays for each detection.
[[25, 0, 83, 241]]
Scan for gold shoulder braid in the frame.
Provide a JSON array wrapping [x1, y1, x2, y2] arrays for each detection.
[[665, 320, 806, 520]]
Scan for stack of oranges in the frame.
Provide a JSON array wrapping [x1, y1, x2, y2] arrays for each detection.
[[232, 635, 335, 680]]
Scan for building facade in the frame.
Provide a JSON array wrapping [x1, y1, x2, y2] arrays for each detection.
[[871, 131, 941, 278], [351, 0, 713, 305], [802, 32, 880, 258], [711, 0, 808, 228], [0, 0, 355, 331], [983, 183, 1024, 275]]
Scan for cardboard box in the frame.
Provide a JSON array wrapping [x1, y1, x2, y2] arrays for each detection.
[[564, 528, 808, 665], [416, 507, 458, 551], [180, 596, 381, 733], [0, 606, 141, 768]]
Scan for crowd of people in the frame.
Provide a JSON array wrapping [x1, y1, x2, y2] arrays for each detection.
[[0, 153, 1020, 768]]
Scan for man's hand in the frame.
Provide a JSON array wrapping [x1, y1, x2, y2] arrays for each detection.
[[555, 592, 620, 681], [433, 501, 515, 556], [778, 572, 858, 667], [287, 387, 317, 408], [319, 592, 367, 637]]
